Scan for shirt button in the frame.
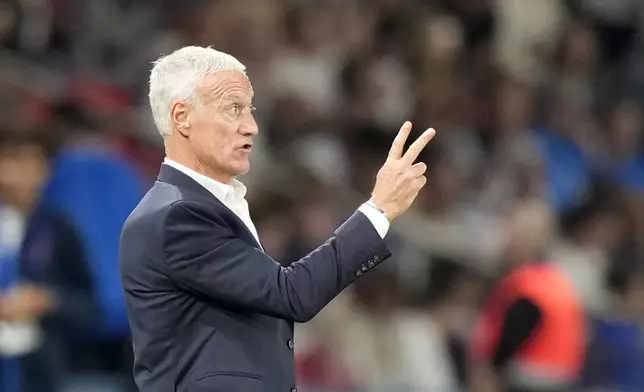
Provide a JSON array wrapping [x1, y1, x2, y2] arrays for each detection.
[[287, 339, 294, 350]]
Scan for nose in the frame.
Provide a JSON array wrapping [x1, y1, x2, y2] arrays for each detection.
[[241, 113, 259, 136]]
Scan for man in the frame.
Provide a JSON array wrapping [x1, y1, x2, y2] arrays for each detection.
[[581, 253, 644, 391], [469, 200, 587, 392], [119, 46, 435, 392], [0, 130, 101, 392]]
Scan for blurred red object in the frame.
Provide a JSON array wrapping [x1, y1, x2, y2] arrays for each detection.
[[68, 78, 132, 116], [295, 345, 356, 390], [21, 95, 51, 126], [115, 133, 164, 183]]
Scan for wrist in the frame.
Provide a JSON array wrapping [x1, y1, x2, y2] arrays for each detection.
[[38, 287, 59, 314], [365, 200, 391, 222]]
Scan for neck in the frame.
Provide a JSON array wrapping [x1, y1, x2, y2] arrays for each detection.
[[611, 300, 641, 322], [165, 142, 232, 184], [8, 185, 43, 215], [13, 168, 49, 214]]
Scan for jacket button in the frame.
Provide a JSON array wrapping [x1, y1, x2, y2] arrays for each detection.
[[367, 260, 375, 268], [361, 264, 368, 271], [287, 339, 294, 350], [291, 388, 297, 392], [356, 269, 363, 277]]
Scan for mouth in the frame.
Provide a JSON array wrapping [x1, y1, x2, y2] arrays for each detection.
[[240, 143, 253, 152]]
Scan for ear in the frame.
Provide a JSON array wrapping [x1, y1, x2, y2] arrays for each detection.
[[170, 101, 190, 137]]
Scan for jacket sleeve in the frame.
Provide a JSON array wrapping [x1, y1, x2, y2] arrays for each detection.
[[162, 201, 391, 322], [38, 214, 101, 335]]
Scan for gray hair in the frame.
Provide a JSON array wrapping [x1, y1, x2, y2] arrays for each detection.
[[148, 46, 246, 138]]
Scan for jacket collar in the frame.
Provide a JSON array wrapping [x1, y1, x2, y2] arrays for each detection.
[[157, 163, 218, 203], [156, 163, 264, 252], [162, 159, 248, 202]]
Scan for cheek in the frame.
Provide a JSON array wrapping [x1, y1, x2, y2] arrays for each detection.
[[195, 134, 225, 160], [201, 124, 237, 157], [0, 161, 22, 184]]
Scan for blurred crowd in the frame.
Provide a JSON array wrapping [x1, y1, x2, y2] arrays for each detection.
[[1, 0, 644, 391]]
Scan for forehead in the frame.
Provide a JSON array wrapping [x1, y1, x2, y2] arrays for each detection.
[[199, 70, 253, 102]]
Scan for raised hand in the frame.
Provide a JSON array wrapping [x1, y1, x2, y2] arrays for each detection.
[[369, 121, 436, 220]]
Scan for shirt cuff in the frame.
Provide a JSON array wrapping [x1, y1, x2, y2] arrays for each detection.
[[358, 203, 390, 238]]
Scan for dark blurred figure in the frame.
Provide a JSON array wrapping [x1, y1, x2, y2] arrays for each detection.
[[566, 0, 640, 67], [398, 258, 484, 391], [437, 0, 496, 52], [550, 182, 625, 315], [37, 103, 144, 391], [477, 77, 545, 211], [581, 250, 644, 392], [469, 199, 587, 392], [0, 130, 100, 392], [605, 98, 644, 199], [535, 85, 595, 213]]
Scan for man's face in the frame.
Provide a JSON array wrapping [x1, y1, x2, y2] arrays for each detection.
[[0, 145, 48, 209], [179, 70, 259, 182]]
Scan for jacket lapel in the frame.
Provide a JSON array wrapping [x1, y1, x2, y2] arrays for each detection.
[[157, 164, 264, 252]]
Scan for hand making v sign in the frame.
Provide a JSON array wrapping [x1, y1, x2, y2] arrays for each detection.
[[369, 121, 436, 221]]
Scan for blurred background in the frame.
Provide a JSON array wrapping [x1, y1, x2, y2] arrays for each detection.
[[1, 0, 644, 391]]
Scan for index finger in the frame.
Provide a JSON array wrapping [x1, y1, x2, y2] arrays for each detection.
[[388, 121, 413, 159], [402, 128, 436, 164]]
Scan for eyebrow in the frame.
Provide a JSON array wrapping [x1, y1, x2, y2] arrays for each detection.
[[221, 94, 253, 105], [225, 94, 247, 101]]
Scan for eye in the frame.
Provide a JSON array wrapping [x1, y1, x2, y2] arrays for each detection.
[[227, 104, 255, 117], [230, 104, 242, 116]]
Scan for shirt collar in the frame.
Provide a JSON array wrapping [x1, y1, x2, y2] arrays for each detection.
[[163, 158, 247, 201]]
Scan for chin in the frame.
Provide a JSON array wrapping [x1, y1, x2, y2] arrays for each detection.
[[231, 162, 251, 177]]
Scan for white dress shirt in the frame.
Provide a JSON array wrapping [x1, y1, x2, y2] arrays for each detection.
[[163, 159, 390, 244]]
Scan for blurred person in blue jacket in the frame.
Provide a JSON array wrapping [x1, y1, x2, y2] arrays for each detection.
[[42, 103, 145, 342], [35, 103, 146, 391], [0, 129, 100, 392], [581, 249, 644, 392]]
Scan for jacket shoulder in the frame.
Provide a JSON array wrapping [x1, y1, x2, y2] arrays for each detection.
[[120, 182, 186, 262], [120, 181, 226, 254], [123, 182, 180, 230]]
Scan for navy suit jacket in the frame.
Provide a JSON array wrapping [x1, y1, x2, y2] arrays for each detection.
[[119, 165, 391, 392]]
